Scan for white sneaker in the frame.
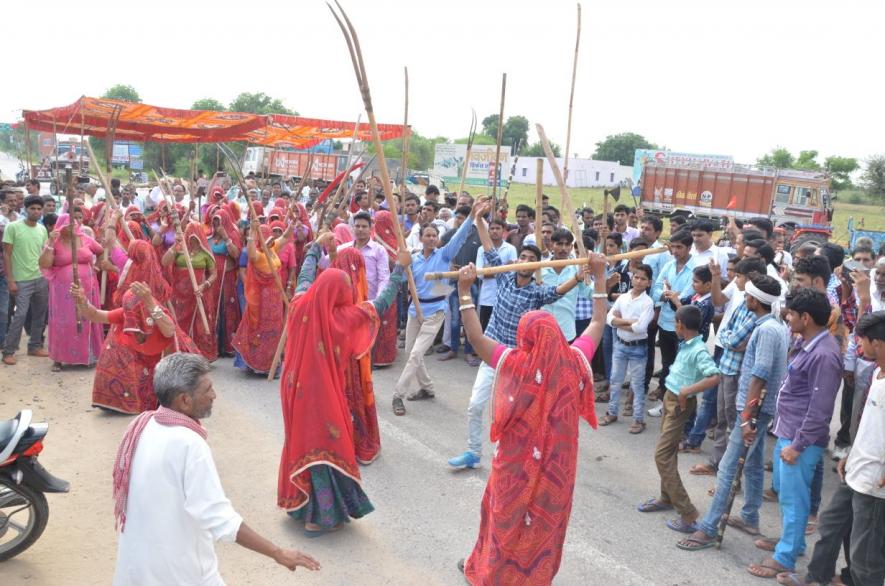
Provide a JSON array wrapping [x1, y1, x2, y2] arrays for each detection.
[[831, 446, 849, 461], [647, 404, 663, 417]]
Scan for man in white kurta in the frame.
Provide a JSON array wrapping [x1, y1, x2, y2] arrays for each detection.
[[113, 418, 241, 585]]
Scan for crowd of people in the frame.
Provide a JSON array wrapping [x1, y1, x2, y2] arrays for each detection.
[[1, 170, 884, 586]]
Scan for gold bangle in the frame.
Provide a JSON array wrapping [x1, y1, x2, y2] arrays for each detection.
[[460, 295, 472, 303]]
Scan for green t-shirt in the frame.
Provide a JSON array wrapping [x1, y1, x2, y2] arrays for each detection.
[[2, 220, 48, 282]]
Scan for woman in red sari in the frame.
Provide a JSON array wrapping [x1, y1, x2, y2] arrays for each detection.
[[278, 235, 410, 533], [207, 207, 241, 356], [161, 221, 218, 361], [75, 240, 197, 414], [455, 254, 608, 585], [232, 221, 289, 374], [329, 248, 381, 464], [371, 211, 399, 366]]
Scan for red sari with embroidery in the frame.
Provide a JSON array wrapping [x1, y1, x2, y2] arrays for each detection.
[[277, 268, 379, 513], [331, 248, 381, 464], [169, 222, 218, 361], [92, 271, 197, 414], [207, 208, 242, 355], [465, 311, 597, 586], [371, 211, 399, 366], [232, 226, 285, 373]]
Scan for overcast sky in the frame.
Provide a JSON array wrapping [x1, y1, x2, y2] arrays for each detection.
[[5, 0, 881, 165]]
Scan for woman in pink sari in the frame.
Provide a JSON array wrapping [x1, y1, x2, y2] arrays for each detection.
[[371, 211, 399, 366], [38, 213, 105, 371], [207, 207, 241, 356]]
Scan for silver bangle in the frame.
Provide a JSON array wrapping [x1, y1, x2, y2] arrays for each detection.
[[592, 293, 607, 299], [459, 304, 476, 311]]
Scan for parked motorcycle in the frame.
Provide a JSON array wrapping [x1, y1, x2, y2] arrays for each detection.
[[0, 410, 69, 561]]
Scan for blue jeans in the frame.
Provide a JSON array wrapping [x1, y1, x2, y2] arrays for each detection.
[[698, 412, 772, 537], [685, 346, 722, 446], [772, 438, 825, 569], [0, 275, 8, 348], [770, 449, 824, 517], [447, 284, 477, 355], [602, 324, 613, 379], [606, 338, 648, 421]]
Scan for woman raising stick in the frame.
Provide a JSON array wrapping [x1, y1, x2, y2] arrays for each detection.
[[277, 236, 412, 534], [456, 252, 609, 585]]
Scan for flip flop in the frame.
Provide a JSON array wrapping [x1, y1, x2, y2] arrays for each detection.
[[637, 498, 673, 513], [727, 515, 761, 536], [690, 463, 716, 476], [754, 537, 779, 552], [805, 520, 818, 535], [666, 518, 699, 534], [392, 397, 406, 416], [748, 558, 791, 579], [407, 388, 435, 401], [775, 573, 818, 586], [676, 534, 717, 551]]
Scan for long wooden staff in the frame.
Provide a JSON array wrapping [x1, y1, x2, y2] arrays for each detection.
[[534, 158, 544, 280], [218, 146, 289, 304], [500, 142, 521, 203], [426, 246, 668, 281], [562, 3, 581, 183], [491, 73, 506, 213], [328, 0, 423, 321], [153, 170, 211, 334], [64, 167, 82, 333], [536, 124, 588, 284], [456, 111, 478, 199], [399, 67, 411, 229]]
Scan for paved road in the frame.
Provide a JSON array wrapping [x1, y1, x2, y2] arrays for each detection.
[[0, 337, 843, 585]]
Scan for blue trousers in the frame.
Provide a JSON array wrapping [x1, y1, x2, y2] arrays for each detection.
[[772, 438, 825, 569]]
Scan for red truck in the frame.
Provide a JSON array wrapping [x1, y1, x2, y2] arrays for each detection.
[[639, 163, 833, 251]]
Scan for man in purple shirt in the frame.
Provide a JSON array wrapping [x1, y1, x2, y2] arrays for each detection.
[[336, 212, 390, 300], [748, 288, 842, 578]]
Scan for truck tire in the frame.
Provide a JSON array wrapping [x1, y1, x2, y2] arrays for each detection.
[[790, 232, 829, 254]]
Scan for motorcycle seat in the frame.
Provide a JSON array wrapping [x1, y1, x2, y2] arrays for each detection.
[[0, 418, 18, 451]]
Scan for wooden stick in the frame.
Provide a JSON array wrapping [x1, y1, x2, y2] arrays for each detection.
[[501, 144, 521, 203], [85, 141, 134, 242], [491, 73, 506, 212], [456, 111, 477, 199], [153, 170, 211, 335], [536, 124, 586, 260], [64, 167, 82, 333], [328, 0, 423, 321], [535, 158, 544, 280], [562, 3, 581, 183], [426, 246, 668, 281]]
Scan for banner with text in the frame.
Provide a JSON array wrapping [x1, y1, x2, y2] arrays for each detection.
[[433, 144, 511, 187]]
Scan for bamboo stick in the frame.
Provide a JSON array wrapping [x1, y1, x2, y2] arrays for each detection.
[[64, 167, 82, 333], [491, 73, 506, 212], [153, 171, 211, 335], [563, 3, 581, 183], [456, 111, 477, 199], [534, 158, 544, 280], [426, 246, 668, 281], [327, 1, 423, 321]]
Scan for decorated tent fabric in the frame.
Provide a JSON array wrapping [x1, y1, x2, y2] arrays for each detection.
[[21, 96, 404, 149]]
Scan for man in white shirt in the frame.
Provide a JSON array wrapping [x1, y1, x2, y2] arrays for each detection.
[[690, 219, 731, 280], [405, 200, 447, 251], [113, 353, 319, 585], [475, 218, 517, 331]]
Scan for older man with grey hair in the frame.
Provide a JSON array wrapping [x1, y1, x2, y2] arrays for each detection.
[[112, 353, 320, 585]]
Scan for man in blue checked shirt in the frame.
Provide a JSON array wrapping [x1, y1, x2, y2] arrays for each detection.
[[392, 197, 487, 416], [648, 229, 696, 417], [448, 205, 592, 470]]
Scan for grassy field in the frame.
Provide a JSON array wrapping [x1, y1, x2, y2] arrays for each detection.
[[493, 182, 882, 246]]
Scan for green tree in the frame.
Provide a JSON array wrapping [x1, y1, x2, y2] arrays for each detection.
[[593, 132, 656, 165], [228, 92, 296, 115], [757, 147, 794, 168], [191, 98, 226, 111], [103, 84, 141, 102], [522, 141, 561, 157], [794, 150, 822, 170], [824, 155, 859, 191], [861, 155, 885, 198], [503, 116, 529, 154], [481, 114, 499, 138]]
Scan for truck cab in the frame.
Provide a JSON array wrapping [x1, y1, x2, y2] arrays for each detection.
[[769, 170, 832, 229]]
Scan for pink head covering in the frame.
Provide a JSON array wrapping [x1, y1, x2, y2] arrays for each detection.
[[333, 223, 354, 246]]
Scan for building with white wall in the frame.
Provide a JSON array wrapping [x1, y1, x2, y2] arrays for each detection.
[[511, 156, 633, 188]]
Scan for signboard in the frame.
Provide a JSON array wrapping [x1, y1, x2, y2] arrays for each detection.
[[37, 132, 55, 157], [111, 141, 144, 165], [433, 144, 510, 187], [267, 152, 346, 181], [633, 149, 733, 184]]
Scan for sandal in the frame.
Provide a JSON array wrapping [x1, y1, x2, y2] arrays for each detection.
[[747, 558, 791, 579], [628, 421, 646, 434], [690, 463, 716, 476], [51, 362, 62, 372], [594, 392, 610, 403], [726, 515, 761, 536], [676, 532, 717, 551], [623, 406, 634, 417], [754, 537, 779, 552], [637, 498, 673, 513], [599, 414, 618, 426], [775, 572, 819, 585], [679, 441, 701, 453], [466, 356, 481, 367], [392, 397, 406, 416], [666, 518, 699, 534], [407, 388, 435, 401], [805, 518, 818, 536], [763, 488, 778, 502]]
